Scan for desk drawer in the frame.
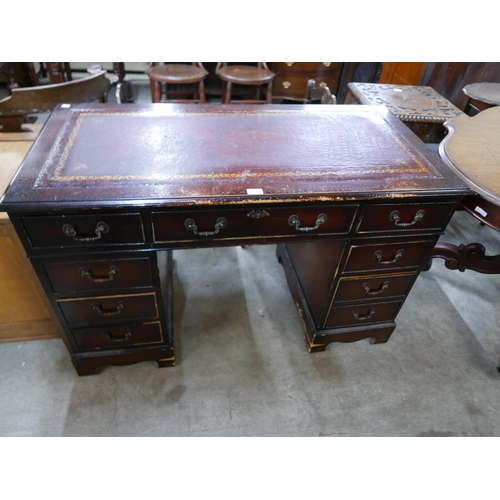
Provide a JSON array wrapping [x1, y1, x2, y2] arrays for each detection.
[[72, 321, 163, 350], [42, 256, 154, 294], [332, 272, 418, 303], [152, 205, 357, 242], [57, 292, 158, 326], [21, 213, 145, 249], [325, 300, 402, 329], [356, 202, 456, 233], [344, 239, 434, 273]]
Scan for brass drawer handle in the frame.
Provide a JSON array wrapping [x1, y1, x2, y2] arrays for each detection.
[[373, 249, 404, 265], [91, 301, 126, 316], [389, 209, 425, 227], [288, 213, 327, 232], [185, 217, 227, 236], [101, 329, 132, 343], [352, 308, 377, 321], [247, 209, 269, 219], [282, 81, 291, 89], [285, 62, 294, 67], [63, 221, 109, 242], [79, 265, 119, 282], [323, 62, 331, 67], [362, 281, 390, 295]]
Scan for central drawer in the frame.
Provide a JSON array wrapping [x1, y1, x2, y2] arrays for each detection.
[[152, 205, 358, 242], [57, 292, 158, 326]]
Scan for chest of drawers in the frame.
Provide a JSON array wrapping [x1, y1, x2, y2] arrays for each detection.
[[270, 62, 344, 102], [0, 103, 471, 375]]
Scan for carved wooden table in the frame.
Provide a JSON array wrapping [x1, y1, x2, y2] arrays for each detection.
[[0, 103, 470, 375], [346, 83, 465, 143], [427, 107, 500, 273]]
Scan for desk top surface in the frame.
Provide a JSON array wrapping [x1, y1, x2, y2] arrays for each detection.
[[440, 106, 500, 206], [0, 103, 470, 211], [348, 83, 465, 123]]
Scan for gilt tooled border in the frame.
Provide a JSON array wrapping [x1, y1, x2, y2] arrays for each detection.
[[50, 110, 437, 182]]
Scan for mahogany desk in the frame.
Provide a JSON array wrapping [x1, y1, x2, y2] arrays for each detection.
[[0, 103, 471, 375], [428, 107, 500, 273]]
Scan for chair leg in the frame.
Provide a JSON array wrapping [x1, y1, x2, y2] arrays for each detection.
[[199, 80, 206, 104], [153, 81, 161, 103], [224, 81, 232, 104], [149, 80, 155, 102], [266, 81, 273, 104]]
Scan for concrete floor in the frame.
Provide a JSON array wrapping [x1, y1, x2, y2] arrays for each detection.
[[1, 75, 500, 437]]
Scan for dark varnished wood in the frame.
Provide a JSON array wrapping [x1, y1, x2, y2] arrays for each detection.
[[42, 255, 154, 294], [72, 321, 164, 350], [1, 103, 469, 209], [333, 272, 418, 302], [0, 103, 471, 373], [426, 242, 500, 274]]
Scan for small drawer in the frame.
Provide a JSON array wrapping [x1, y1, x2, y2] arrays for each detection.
[[57, 292, 158, 326], [21, 213, 145, 249], [356, 202, 456, 233], [325, 300, 402, 329], [332, 272, 418, 303], [273, 75, 338, 100], [344, 239, 435, 273], [43, 256, 154, 294], [72, 321, 164, 350], [152, 205, 357, 242]]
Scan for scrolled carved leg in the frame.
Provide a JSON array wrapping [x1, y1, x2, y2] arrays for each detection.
[[425, 242, 500, 274]]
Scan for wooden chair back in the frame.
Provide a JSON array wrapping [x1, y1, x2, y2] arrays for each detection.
[[0, 71, 110, 132]]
